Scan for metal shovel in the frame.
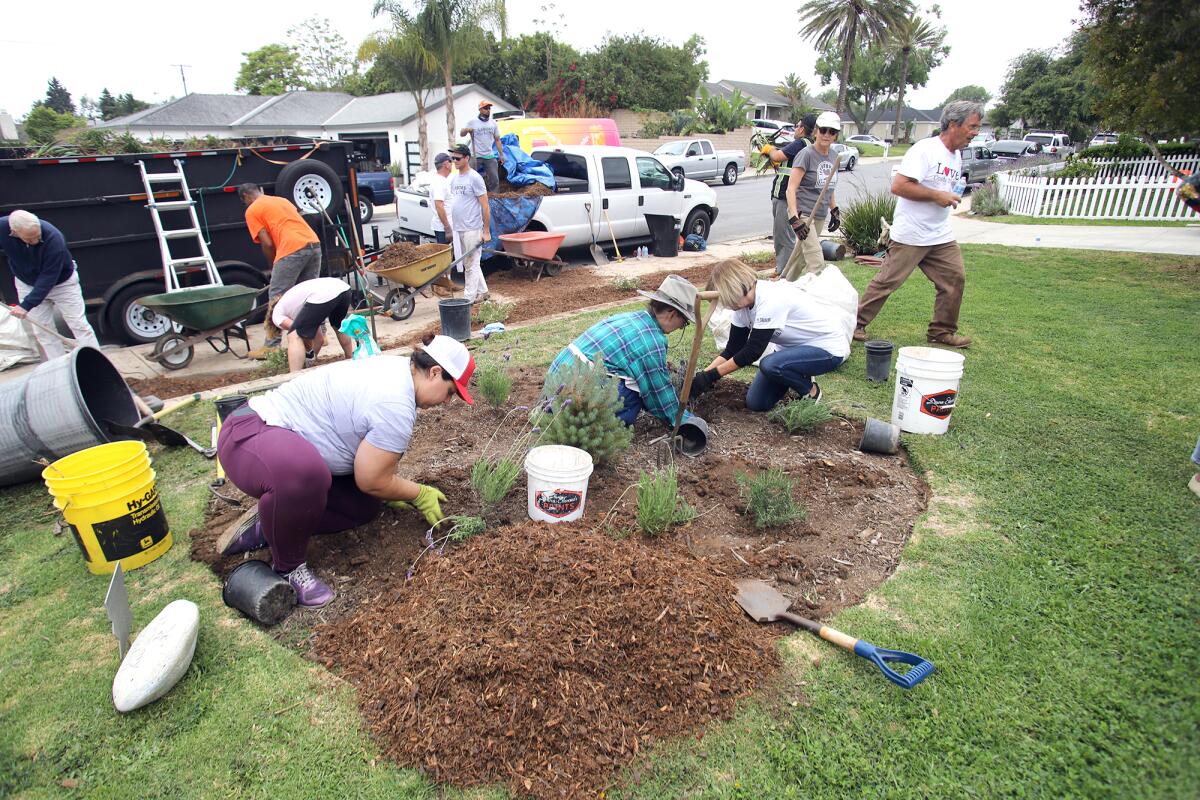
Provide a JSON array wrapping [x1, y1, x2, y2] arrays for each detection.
[[734, 579, 934, 689], [583, 202, 609, 266], [103, 417, 217, 459]]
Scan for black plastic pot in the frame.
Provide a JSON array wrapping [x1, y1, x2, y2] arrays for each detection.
[[644, 213, 679, 257], [223, 560, 296, 625], [677, 416, 709, 456], [438, 298, 472, 342], [213, 394, 249, 422], [858, 417, 900, 455], [865, 340, 894, 382]]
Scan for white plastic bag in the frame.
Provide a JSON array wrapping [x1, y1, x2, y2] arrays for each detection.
[[0, 312, 40, 371]]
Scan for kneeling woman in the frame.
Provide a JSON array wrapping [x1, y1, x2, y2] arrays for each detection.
[[693, 260, 848, 411], [545, 275, 696, 426], [216, 334, 474, 606], [268, 277, 356, 373]]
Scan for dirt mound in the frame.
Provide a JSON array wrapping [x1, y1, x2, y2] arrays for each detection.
[[492, 181, 555, 199], [312, 522, 778, 799], [372, 241, 450, 273]]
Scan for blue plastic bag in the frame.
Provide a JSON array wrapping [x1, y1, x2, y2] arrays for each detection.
[[338, 313, 381, 359]]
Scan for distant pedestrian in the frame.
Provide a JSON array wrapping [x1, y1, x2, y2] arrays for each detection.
[[784, 111, 843, 280], [0, 210, 99, 359], [767, 113, 816, 271], [429, 152, 455, 247], [460, 100, 505, 192], [447, 144, 491, 304], [855, 100, 984, 349]]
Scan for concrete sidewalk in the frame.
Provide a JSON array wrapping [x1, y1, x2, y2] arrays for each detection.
[[950, 215, 1200, 255]]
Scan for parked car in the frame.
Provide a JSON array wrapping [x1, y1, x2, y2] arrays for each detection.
[[830, 142, 860, 171], [846, 134, 887, 147], [394, 145, 719, 249], [968, 134, 996, 148], [1088, 132, 1120, 148], [990, 139, 1042, 161], [653, 139, 747, 185], [355, 170, 395, 223], [959, 147, 1004, 184], [752, 118, 793, 144], [1023, 131, 1075, 157]]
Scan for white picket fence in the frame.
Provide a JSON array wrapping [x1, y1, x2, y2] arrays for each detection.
[[995, 155, 1200, 221]]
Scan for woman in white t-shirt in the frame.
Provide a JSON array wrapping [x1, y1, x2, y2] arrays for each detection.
[[214, 334, 475, 608], [268, 277, 355, 372], [693, 260, 849, 411]]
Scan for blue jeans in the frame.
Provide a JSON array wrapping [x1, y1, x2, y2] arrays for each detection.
[[745, 345, 845, 412], [434, 230, 450, 245], [617, 381, 643, 426]]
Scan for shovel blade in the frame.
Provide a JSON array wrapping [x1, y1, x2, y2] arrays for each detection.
[[734, 579, 792, 623], [590, 244, 609, 265]]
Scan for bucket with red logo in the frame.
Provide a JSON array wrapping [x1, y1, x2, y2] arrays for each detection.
[[524, 445, 594, 523], [891, 346, 965, 435]]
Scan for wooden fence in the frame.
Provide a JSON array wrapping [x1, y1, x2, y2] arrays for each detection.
[[996, 155, 1200, 221]]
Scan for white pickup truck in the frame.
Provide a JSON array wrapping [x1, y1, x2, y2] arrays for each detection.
[[392, 145, 720, 249], [653, 138, 747, 185]]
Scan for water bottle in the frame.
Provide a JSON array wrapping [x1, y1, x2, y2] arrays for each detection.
[[952, 176, 966, 197]]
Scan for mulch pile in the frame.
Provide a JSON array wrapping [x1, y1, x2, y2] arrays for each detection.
[[312, 521, 778, 799], [492, 180, 555, 199], [371, 241, 450, 273]]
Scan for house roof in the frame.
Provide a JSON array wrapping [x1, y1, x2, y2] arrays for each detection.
[[701, 80, 835, 113], [865, 104, 943, 124], [99, 85, 510, 131]]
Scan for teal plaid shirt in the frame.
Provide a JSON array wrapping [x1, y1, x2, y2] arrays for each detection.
[[548, 310, 681, 425]]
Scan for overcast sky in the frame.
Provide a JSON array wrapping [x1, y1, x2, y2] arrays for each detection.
[[1, 0, 1084, 118]]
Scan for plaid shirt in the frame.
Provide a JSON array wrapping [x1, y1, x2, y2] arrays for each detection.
[[548, 310, 680, 424]]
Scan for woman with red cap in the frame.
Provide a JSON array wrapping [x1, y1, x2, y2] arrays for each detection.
[[215, 333, 474, 606]]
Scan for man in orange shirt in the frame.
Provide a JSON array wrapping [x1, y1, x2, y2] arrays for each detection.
[[238, 183, 323, 303]]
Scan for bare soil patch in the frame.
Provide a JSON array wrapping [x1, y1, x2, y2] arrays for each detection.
[[189, 368, 926, 797]]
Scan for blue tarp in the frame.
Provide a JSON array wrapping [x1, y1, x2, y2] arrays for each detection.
[[498, 133, 556, 189], [483, 195, 543, 260]]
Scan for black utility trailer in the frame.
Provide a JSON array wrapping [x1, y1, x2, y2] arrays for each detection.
[[0, 138, 363, 344]]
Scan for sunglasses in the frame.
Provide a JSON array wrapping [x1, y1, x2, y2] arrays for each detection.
[[817, 127, 839, 135], [451, 155, 468, 161]]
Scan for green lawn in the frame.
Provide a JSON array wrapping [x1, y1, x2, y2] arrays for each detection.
[[2, 246, 1198, 798], [850, 142, 911, 158], [975, 213, 1194, 227]]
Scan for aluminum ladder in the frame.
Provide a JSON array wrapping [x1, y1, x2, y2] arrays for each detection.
[[136, 159, 224, 292]]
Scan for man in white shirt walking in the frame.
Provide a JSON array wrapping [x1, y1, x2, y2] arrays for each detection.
[[429, 152, 454, 247], [447, 144, 491, 304], [855, 100, 983, 348]]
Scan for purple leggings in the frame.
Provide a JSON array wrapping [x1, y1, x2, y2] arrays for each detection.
[[217, 411, 381, 572]]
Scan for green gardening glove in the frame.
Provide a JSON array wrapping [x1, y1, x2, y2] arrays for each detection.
[[389, 484, 446, 527]]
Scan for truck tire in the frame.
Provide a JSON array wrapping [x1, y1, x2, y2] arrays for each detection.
[[672, 167, 685, 182], [277, 159, 344, 215], [683, 208, 711, 241], [107, 281, 174, 344], [358, 195, 375, 223], [722, 163, 739, 185]]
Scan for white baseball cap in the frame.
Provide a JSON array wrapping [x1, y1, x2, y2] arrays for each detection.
[[815, 111, 842, 131], [420, 335, 475, 404]]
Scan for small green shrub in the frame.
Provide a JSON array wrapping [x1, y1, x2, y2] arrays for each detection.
[[1054, 158, 1099, 179], [767, 399, 832, 433], [739, 250, 774, 265], [538, 355, 632, 465], [471, 457, 520, 508], [969, 179, 1009, 217], [473, 300, 515, 325], [839, 191, 897, 255], [737, 469, 807, 529], [440, 514, 486, 542], [263, 347, 289, 375], [636, 467, 695, 537], [476, 364, 513, 409], [612, 275, 640, 291]]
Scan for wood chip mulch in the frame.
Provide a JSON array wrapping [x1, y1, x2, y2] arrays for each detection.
[[312, 521, 778, 799]]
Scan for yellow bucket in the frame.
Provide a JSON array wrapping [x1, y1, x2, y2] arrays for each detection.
[[44, 444, 171, 576], [42, 441, 149, 494]]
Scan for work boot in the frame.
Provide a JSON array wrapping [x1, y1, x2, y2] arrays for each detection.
[[246, 344, 281, 360], [217, 510, 267, 556], [853, 327, 868, 342], [282, 563, 335, 608], [927, 332, 971, 349]]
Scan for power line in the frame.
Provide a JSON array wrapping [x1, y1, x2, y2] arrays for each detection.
[[170, 64, 191, 96]]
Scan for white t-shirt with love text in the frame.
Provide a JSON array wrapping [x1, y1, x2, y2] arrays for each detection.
[[891, 136, 962, 246]]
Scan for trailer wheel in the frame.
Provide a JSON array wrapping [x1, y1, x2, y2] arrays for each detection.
[[108, 281, 173, 344], [277, 159, 345, 216]]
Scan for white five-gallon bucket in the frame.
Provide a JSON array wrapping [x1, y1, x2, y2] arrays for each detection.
[[891, 346, 966, 435], [524, 445, 594, 523]]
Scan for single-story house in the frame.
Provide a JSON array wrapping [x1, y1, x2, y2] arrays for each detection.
[[701, 80, 834, 123], [97, 85, 512, 180]]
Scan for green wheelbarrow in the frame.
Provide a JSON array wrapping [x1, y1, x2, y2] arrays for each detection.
[[137, 285, 266, 371]]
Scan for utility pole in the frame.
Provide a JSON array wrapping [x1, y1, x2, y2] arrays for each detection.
[[171, 64, 191, 96]]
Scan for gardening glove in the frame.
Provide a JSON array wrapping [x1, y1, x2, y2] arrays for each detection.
[[688, 368, 721, 399], [827, 206, 841, 232], [789, 215, 810, 241], [388, 485, 446, 527], [759, 144, 774, 157]]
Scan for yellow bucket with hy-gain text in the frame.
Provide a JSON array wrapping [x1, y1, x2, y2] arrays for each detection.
[[43, 443, 171, 575]]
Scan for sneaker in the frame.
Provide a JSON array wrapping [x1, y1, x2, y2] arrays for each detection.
[[853, 328, 868, 342], [217, 510, 266, 556], [927, 332, 972, 348], [282, 563, 335, 607], [807, 381, 822, 403]]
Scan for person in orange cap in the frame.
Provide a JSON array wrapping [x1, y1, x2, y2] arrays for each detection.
[[460, 100, 505, 191]]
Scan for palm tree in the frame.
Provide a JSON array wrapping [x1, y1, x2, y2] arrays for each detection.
[[776, 73, 812, 121], [798, 0, 914, 114], [359, 31, 440, 170], [373, 0, 485, 147], [889, 14, 943, 143]]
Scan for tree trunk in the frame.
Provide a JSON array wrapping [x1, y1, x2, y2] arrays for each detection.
[[894, 51, 910, 143], [837, 17, 858, 114], [1144, 134, 1184, 178], [443, 62, 456, 148], [417, 97, 429, 172]]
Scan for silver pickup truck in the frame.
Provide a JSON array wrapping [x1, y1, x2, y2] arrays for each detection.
[[653, 139, 747, 185]]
